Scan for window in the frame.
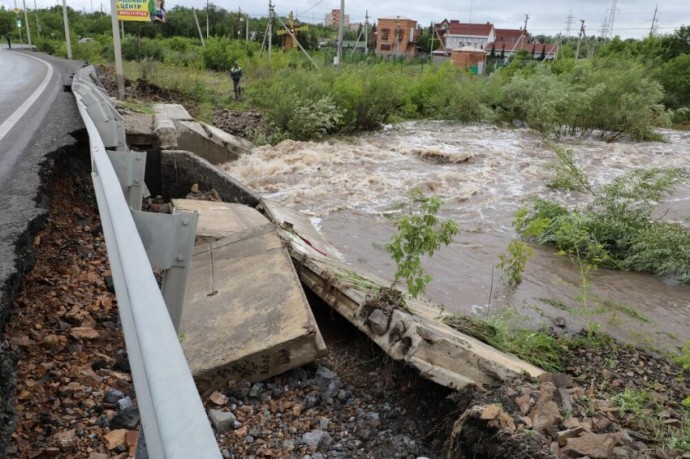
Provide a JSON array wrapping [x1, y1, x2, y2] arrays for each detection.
[[381, 28, 390, 40]]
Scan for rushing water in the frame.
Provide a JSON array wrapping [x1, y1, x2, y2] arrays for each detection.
[[221, 122, 690, 353]]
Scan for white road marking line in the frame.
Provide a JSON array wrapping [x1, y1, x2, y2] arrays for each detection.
[[0, 53, 54, 143]]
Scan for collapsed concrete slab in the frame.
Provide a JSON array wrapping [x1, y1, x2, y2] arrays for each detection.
[[172, 199, 267, 239], [261, 199, 544, 390], [175, 121, 252, 165], [175, 201, 327, 392], [152, 103, 194, 122]]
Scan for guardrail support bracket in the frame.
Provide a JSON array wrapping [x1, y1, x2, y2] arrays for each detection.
[[131, 210, 199, 330], [106, 149, 147, 211]]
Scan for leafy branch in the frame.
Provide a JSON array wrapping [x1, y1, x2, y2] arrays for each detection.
[[384, 189, 459, 298]]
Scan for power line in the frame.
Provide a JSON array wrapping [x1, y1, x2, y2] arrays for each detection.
[[296, 0, 324, 17]]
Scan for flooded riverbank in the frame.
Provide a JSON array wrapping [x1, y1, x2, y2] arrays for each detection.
[[222, 122, 690, 354]]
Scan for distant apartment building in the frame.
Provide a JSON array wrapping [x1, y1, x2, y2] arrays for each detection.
[[375, 17, 418, 58], [324, 9, 350, 28]]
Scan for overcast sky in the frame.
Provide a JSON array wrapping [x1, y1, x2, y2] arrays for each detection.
[[2, 0, 688, 39]]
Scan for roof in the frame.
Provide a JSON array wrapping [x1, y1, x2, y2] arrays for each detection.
[[486, 41, 560, 54], [452, 46, 488, 53], [494, 28, 526, 43], [377, 17, 416, 22], [444, 21, 494, 36]]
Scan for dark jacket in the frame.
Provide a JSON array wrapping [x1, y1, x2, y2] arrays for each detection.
[[230, 66, 242, 82]]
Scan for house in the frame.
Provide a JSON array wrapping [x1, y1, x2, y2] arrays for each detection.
[[435, 20, 495, 51], [375, 17, 418, 58], [486, 30, 560, 62]]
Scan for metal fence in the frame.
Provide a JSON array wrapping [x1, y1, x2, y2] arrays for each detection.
[[72, 66, 222, 459]]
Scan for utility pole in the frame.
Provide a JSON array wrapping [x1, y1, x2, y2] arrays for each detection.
[[192, 8, 205, 47], [22, 0, 32, 49], [336, 0, 344, 65], [237, 7, 242, 39], [108, 0, 123, 98], [523, 14, 529, 33], [33, 0, 40, 38], [364, 10, 368, 55], [62, 0, 72, 59], [206, 0, 209, 39], [575, 19, 585, 60], [268, 0, 273, 58], [649, 5, 658, 38], [246, 12, 249, 42]]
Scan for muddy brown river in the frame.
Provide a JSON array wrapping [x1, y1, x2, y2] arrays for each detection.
[[222, 122, 690, 355]]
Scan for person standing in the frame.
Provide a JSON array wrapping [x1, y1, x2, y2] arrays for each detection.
[[229, 62, 243, 100], [5, 32, 11, 49]]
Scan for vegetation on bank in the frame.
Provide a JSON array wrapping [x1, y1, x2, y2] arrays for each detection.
[[517, 151, 690, 283], [5, 4, 688, 142]]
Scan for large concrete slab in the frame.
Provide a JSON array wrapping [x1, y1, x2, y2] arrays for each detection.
[[178, 202, 326, 392], [176, 121, 252, 165], [153, 103, 194, 121], [172, 199, 267, 239], [262, 199, 544, 390]]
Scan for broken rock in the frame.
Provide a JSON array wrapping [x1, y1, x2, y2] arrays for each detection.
[[562, 431, 617, 458]]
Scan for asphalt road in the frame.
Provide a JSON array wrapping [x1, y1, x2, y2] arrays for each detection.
[[0, 49, 85, 455]]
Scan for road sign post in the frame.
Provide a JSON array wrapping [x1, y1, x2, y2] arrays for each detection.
[[110, 0, 125, 99], [62, 0, 72, 58], [22, 0, 32, 50]]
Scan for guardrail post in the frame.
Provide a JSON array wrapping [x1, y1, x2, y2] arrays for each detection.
[[131, 210, 199, 330], [106, 150, 147, 211], [72, 80, 127, 150]]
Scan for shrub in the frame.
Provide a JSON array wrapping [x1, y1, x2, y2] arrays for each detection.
[[333, 65, 409, 132], [516, 165, 690, 282], [285, 95, 342, 141], [121, 36, 164, 61]]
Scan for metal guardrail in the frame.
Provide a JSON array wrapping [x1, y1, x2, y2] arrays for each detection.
[[72, 66, 222, 459]]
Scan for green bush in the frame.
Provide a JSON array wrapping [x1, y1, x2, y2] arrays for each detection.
[[35, 37, 57, 55], [201, 37, 259, 72], [121, 36, 164, 61], [491, 58, 669, 140], [516, 166, 690, 282], [285, 95, 342, 141], [333, 65, 409, 132]]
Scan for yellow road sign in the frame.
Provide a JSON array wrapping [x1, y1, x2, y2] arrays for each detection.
[[13, 7, 20, 13]]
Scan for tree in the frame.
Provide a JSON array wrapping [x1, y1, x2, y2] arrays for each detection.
[[384, 189, 459, 298], [659, 25, 690, 60], [658, 53, 690, 108]]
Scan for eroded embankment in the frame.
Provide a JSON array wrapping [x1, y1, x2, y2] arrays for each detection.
[[0, 136, 88, 456]]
